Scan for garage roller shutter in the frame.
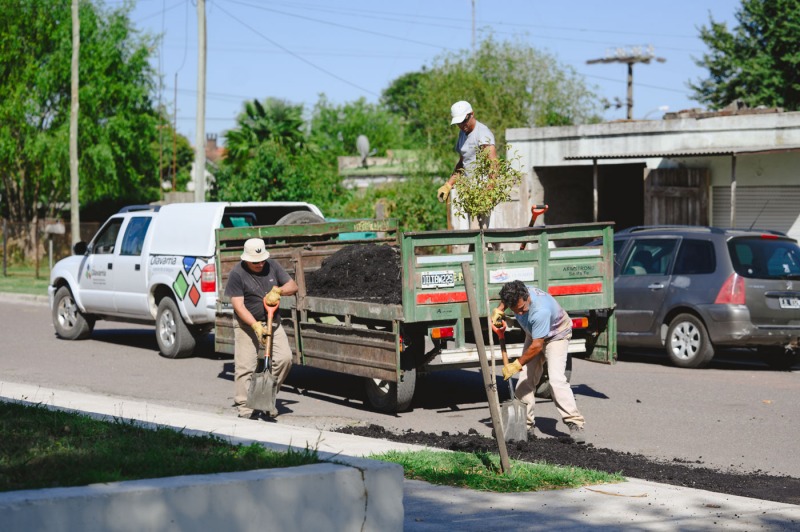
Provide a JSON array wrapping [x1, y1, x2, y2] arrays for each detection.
[[712, 186, 800, 240]]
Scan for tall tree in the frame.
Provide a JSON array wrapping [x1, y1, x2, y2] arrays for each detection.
[[224, 98, 305, 171], [382, 35, 600, 167], [214, 97, 343, 211], [0, 0, 159, 250], [309, 95, 406, 156], [690, 0, 800, 110]]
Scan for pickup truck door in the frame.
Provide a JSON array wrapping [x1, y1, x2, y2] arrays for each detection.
[[113, 215, 154, 316], [615, 237, 678, 340], [78, 217, 124, 313]]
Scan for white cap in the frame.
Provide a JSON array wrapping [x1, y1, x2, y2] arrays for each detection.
[[241, 238, 270, 262], [450, 100, 473, 125]]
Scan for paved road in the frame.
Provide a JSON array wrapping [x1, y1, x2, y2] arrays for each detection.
[[4, 295, 799, 478]]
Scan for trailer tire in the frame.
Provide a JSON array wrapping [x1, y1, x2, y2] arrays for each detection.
[[364, 367, 416, 413], [534, 355, 572, 399], [52, 286, 95, 340], [156, 297, 196, 359]]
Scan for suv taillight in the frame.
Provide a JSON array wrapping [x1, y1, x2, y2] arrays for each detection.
[[714, 273, 745, 304], [201, 263, 216, 293]]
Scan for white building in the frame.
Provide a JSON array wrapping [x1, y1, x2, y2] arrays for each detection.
[[483, 108, 800, 241]]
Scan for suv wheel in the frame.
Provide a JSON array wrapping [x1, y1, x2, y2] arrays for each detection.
[[156, 297, 196, 359], [666, 313, 714, 368]]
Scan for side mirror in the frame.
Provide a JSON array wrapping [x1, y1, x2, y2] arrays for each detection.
[[73, 241, 88, 256]]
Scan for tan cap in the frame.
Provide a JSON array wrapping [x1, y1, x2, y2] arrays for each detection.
[[241, 238, 270, 262]]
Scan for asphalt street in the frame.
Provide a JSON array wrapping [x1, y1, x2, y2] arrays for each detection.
[[3, 294, 799, 478]]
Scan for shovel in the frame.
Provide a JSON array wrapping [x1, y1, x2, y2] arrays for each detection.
[[492, 321, 528, 442], [246, 299, 279, 416]]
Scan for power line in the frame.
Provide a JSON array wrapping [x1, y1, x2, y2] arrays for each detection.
[[214, 2, 380, 97], [224, 0, 455, 51], [249, 0, 699, 40]]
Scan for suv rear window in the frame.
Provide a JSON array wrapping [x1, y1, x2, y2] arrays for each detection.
[[728, 237, 800, 279], [674, 239, 715, 275]]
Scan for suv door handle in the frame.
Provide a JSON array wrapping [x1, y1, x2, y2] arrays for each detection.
[[648, 283, 664, 290], [108, 263, 113, 270]]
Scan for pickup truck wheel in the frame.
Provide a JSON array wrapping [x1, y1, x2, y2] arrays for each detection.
[[156, 298, 195, 359], [666, 313, 714, 368], [364, 368, 416, 413], [535, 355, 572, 399], [52, 286, 94, 340]]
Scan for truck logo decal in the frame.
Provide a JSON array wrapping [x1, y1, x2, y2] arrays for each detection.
[[151, 256, 178, 266], [183, 257, 196, 273], [489, 267, 534, 283], [421, 270, 455, 288], [173, 271, 189, 300], [188, 284, 200, 306], [190, 263, 202, 282]]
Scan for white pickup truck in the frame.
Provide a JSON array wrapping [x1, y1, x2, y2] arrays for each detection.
[[48, 201, 323, 358]]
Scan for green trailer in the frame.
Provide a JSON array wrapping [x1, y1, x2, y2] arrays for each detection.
[[215, 218, 616, 413]]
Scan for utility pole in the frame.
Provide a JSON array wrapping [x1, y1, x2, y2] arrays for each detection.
[[194, 0, 207, 202], [471, 0, 476, 50], [69, 0, 80, 245], [587, 46, 665, 120]]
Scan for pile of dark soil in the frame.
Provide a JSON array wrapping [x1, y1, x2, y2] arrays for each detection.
[[337, 424, 800, 505], [305, 244, 402, 304]]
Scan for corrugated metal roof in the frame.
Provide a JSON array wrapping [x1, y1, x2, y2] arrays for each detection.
[[564, 145, 800, 160]]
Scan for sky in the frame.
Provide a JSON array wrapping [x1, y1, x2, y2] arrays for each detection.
[[123, 0, 741, 144]]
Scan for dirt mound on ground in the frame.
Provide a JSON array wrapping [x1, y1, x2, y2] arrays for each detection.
[[305, 244, 402, 304], [336, 424, 800, 505]]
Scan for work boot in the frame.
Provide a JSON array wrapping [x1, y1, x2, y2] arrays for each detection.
[[566, 422, 586, 444]]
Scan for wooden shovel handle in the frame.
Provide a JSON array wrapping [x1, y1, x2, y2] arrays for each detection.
[[263, 300, 279, 358], [491, 322, 510, 366]]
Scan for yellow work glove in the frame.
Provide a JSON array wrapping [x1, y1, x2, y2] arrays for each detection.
[[491, 307, 506, 327], [437, 182, 453, 203], [250, 321, 268, 346], [264, 285, 282, 306], [502, 360, 523, 381]]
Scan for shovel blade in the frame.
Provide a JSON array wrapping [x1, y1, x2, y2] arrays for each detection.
[[500, 398, 528, 442], [246, 371, 278, 415]]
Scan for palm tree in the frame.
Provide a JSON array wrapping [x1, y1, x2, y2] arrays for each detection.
[[224, 98, 305, 170]]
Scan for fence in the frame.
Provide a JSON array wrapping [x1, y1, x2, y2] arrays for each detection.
[[1, 219, 101, 276]]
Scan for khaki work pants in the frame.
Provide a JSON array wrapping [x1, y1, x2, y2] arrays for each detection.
[[234, 316, 292, 416], [514, 324, 585, 430]]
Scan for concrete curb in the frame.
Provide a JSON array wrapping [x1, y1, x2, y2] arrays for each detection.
[[1, 461, 403, 532], [0, 292, 49, 305]]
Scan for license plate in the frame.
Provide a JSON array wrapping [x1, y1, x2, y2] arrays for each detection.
[[421, 270, 455, 289], [778, 297, 800, 309]]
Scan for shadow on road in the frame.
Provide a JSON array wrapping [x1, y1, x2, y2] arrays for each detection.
[[87, 328, 227, 360], [617, 347, 798, 371]]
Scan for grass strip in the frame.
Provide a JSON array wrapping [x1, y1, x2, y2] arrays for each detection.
[[0, 265, 50, 296], [372, 449, 624, 492], [0, 401, 319, 492]]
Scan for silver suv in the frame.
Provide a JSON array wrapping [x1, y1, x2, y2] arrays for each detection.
[[611, 226, 800, 369]]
